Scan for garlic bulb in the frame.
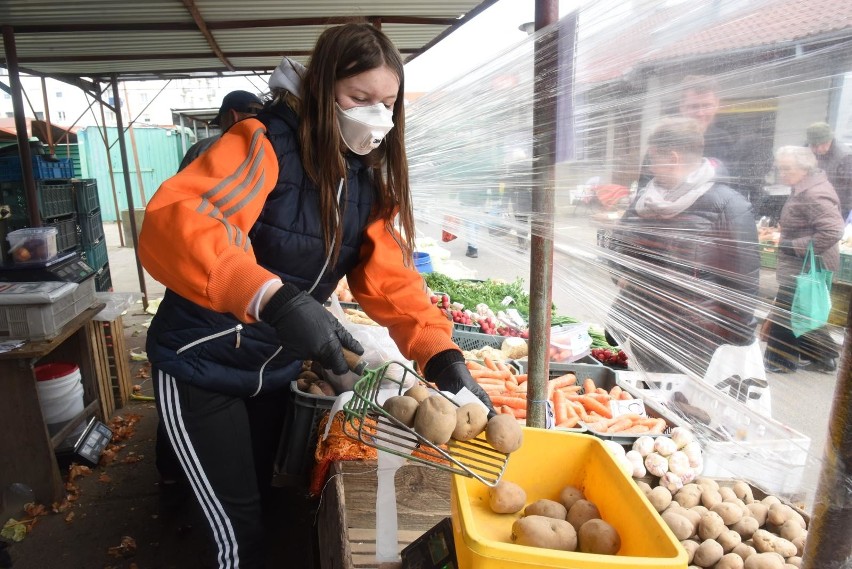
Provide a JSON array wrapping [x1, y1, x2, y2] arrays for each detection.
[[670, 426, 695, 449], [667, 451, 691, 476], [661, 471, 685, 493], [644, 452, 669, 478], [654, 437, 678, 457], [632, 436, 655, 457]]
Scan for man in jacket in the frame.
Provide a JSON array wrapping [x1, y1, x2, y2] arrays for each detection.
[[806, 122, 852, 219]]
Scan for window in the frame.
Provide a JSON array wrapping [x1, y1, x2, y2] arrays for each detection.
[[35, 111, 44, 120], [58, 111, 66, 121], [55, 92, 63, 98], [5, 112, 13, 118]]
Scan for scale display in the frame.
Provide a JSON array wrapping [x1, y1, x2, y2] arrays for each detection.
[[0, 251, 95, 284], [401, 518, 457, 569], [72, 417, 113, 466]]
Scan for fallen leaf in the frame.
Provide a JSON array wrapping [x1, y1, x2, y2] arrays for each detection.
[[98, 473, 112, 483], [68, 464, 92, 482], [1, 519, 28, 542], [24, 503, 47, 518], [107, 535, 137, 558], [64, 511, 75, 523]]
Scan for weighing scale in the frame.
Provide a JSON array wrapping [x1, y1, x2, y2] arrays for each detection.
[[401, 518, 458, 569], [56, 416, 114, 468], [0, 251, 96, 284]]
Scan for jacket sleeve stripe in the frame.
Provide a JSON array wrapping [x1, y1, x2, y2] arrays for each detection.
[[209, 139, 267, 210], [201, 128, 266, 202], [222, 171, 266, 218]]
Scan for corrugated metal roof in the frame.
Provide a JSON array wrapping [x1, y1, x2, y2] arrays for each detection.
[[0, 0, 496, 80]]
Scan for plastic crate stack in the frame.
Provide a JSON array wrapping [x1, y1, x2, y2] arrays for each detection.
[[0, 156, 81, 258], [73, 179, 111, 292]]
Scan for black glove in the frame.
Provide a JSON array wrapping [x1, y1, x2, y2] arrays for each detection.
[[260, 284, 363, 375], [425, 349, 496, 416], [778, 240, 796, 256]]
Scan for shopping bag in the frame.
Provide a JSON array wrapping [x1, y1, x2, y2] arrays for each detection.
[[441, 215, 459, 242], [790, 242, 833, 338], [703, 340, 771, 417]]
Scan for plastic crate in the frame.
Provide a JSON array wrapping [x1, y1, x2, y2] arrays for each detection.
[[272, 381, 336, 486], [760, 243, 778, 269], [72, 179, 99, 214], [46, 215, 80, 253], [83, 239, 109, 271], [619, 373, 810, 496], [0, 155, 73, 182], [450, 429, 688, 568], [837, 252, 852, 284], [453, 321, 481, 333], [0, 179, 75, 223], [451, 328, 504, 351], [0, 278, 96, 340], [95, 265, 112, 292], [79, 209, 104, 245]]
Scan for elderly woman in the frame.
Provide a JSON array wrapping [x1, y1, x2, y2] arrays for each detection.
[[607, 118, 760, 375], [764, 146, 844, 373]]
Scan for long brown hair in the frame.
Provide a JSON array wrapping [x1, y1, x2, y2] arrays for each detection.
[[300, 23, 414, 266]]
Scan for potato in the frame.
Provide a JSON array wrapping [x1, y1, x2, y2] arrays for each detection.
[[485, 414, 523, 453], [567, 499, 600, 532], [752, 530, 797, 558], [698, 511, 726, 541], [488, 480, 526, 514], [785, 556, 801, 567], [743, 552, 785, 569], [767, 504, 806, 529], [557, 485, 585, 512], [413, 395, 457, 445], [694, 539, 724, 567], [701, 488, 724, 509], [405, 384, 430, 403], [747, 503, 769, 526], [382, 395, 419, 427], [717, 552, 745, 569], [732, 543, 756, 560], [677, 507, 702, 534], [691, 505, 709, 517], [675, 484, 703, 508], [452, 402, 488, 441], [732, 481, 755, 504], [717, 529, 743, 553], [647, 486, 673, 513], [730, 516, 760, 540], [791, 535, 805, 557], [778, 520, 805, 542], [696, 477, 721, 491], [578, 518, 621, 555], [635, 480, 653, 495], [712, 502, 744, 525], [524, 499, 567, 521], [307, 383, 326, 396], [511, 515, 577, 551], [681, 539, 699, 564], [662, 511, 694, 541], [761, 496, 782, 508], [719, 487, 738, 503]]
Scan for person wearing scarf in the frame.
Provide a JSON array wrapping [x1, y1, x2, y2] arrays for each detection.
[[606, 118, 760, 376]]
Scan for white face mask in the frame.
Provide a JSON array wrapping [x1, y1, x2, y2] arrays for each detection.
[[336, 102, 394, 155]]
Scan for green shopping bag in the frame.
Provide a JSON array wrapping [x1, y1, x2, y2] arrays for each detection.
[[790, 242, 833, 338]]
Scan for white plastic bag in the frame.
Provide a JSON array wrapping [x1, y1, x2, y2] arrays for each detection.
[[702, 340, 771, 417], [325, 295, 415, 393]]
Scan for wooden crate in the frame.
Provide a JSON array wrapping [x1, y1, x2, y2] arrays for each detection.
[[317, 461, 452, 569], [89, 316, 133, 418]]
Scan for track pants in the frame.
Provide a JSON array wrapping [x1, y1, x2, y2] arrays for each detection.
[[154, 367, 288, 569]]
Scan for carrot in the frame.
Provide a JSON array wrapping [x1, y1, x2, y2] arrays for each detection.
[[620, 391, 633, 400], [583, 378, 596, 394], [466, 360, 486, 371], [557, 416, 580, 429], [606, 417, 634, 433], [490, 395, 527, 409], [496, 360, 510, 373], [553, 390, 568, 425], [515, 374, 528, 385], [586, 392, 611, 404], [508, 406, 527, 419], [500, 405, 513, 416], [620, 425, 650, 434], [609, 386, 622, 399], [483, 356, 499, 372], [648, 419, 667, 434], [551, 373, 577, 386], [580, 395, 613, 419]]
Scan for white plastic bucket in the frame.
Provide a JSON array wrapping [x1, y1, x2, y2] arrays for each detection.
[[35, 363, 85, 436]]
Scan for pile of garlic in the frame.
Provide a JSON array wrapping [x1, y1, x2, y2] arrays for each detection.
[[629, 427, 703, 492]]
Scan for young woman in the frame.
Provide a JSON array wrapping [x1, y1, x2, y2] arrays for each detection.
[[139, 23, 491, 568]]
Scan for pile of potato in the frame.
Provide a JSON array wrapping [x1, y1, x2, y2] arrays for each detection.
[[381, 384, 523, 452], [487, 480, 622, 555], [637, 476, 807, 569]]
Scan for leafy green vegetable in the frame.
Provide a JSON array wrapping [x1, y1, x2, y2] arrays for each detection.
[[2, 518, 28, 542], [424, 273, 532, 316]]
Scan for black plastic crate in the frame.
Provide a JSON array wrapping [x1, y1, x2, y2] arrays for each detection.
[[73, 179, 100, 214], [0, 179, 75, 223], [95, 264, 112, 292], [272, 381, 335, 486], [0, 155, 73, 182], [451, 328, 504, 351], [46, 215, 80, 253], [79, 209, 104, 245], [83, 239, 109, 271]]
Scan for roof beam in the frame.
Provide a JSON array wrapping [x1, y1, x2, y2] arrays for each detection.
[[9, 15, 459, 34], [3, 48, 418, 64], [180, 0, 234, 71]]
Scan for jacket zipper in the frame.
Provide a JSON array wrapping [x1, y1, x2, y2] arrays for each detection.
[[176, 324, 243, 355], [251, 346, 283, 397]]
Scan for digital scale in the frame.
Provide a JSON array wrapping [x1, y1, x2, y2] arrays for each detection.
[[0, 251, 96, 284], [401, 517, 458, 569], [56, 416, 114, 468]]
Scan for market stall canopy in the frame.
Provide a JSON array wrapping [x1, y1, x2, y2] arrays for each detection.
[[0, 0, 497, 81], [0, 118, 77, 143]]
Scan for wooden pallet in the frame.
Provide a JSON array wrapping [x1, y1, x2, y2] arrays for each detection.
[[88, 316, 132, 419]]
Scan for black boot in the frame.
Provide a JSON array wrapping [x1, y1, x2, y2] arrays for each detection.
[[465, 245, 478, 258]]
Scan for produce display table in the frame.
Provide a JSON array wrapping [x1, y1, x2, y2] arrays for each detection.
[[0, 304, 106, 504], [316, 460, 451, 569]]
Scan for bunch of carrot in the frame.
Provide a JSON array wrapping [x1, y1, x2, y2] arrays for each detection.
[[467, 359, 665, 434]]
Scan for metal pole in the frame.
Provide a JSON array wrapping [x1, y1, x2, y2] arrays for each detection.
[[39, 77, 55, 154], [2, 25, 40, 228], [111, 76, 149, 310], [97, 87, 125, 247], [122, 83, 147, 208], [179, 114, 187, 155], [526, 0, 561, 428], [802, 314, 852, 567]]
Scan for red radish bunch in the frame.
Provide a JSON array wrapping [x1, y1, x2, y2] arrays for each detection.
[[591, 348, 628, 367], [450, 309, 474, 325], [479, 317, 499, 334], [496, 326, 529, 339]]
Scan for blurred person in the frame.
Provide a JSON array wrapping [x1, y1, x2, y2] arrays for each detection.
[[806, 121, 852, 219], [502, 147, 533, 252], [763, 146, 843, 373], [608, 118, 760, 374], [178, 90, 263, 171], [139, 23, 493, 568]]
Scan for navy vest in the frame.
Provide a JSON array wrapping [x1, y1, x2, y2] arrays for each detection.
[[146, 102, 376, 396]]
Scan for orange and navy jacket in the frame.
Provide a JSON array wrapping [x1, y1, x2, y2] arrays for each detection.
[[139, 107, 457, 396]]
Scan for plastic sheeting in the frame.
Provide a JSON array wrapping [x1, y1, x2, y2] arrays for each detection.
[[405, 0, 852, 511]]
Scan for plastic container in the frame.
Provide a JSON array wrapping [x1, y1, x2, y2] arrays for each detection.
[[0, 278, 96, 340], [0, 155, 73, 182], [452, 328, 505, 351], [79, 209, 104, 245], [549, 323, 593, 363], [95, 265, 112, 292], [6, 226, 58, 264], [35, 363, 85, 436], [450, 428, 688, 568], [83, 239, 109, 271], [272, 381, 336, 486], [413, 251, 433, 273], [72, 179, 100, 214], [759, 243, 778, 270], [46, 215, 80, 252]]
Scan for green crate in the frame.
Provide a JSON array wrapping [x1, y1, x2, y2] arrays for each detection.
[[760, 244, 777, 269]]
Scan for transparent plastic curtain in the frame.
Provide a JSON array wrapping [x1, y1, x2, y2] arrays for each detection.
[[406, 0, 852, 509]]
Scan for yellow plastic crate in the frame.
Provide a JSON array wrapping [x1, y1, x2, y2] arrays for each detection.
[[450, 429, 687, 568]]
